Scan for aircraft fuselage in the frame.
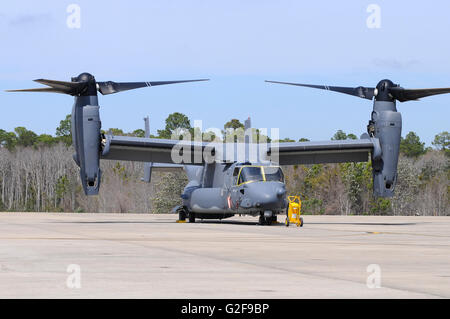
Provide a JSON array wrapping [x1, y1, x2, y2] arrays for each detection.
[[180, 162, 287, 224]]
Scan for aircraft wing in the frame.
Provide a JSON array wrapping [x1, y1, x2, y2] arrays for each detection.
[[150, 163, 185, 172], [101, 135, 214, 165], [102, 135, 380, 166], [266, 139, 378, 165]]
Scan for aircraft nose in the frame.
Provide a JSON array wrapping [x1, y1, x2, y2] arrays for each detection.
[[277, 187, 286, 198], [245, 182, 286, 209]]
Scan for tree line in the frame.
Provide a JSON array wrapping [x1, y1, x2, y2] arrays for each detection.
[[0, 113, 448, 215]]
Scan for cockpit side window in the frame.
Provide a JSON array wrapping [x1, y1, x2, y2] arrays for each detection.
[[232, 167, 240, 185], [238, 174, 244, 185], [263, 166, 284, 183]]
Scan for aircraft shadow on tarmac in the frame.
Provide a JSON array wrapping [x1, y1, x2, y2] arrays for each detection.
[[196, 220, 422, 227], [196, 219, 263, 226], [306, 222, 419, 226], [55, 219, 276, 226], [54, 220, 421, 227], [54, 221, 175, 225]]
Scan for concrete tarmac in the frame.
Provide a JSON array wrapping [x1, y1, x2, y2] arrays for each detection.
[[0, 213, 449, 298]]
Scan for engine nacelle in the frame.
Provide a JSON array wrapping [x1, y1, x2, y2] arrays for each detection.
[[369, 101, 402, 197], [72, 96, 102, 195]]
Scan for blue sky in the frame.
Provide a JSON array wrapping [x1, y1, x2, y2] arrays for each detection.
[[0, 0, 449, 145]]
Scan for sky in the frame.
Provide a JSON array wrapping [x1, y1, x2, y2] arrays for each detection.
[[0, 0, 449, 146]]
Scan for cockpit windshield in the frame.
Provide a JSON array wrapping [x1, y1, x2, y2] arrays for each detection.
[[238, 166, 264, 184], [264, 166, 284, 182], [237, 166, 284, 185]]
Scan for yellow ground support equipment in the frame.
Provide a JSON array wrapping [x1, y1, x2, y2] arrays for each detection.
[[285, 196, 303, 227]]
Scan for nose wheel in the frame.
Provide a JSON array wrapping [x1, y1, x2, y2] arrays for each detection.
[[259, 213, 276, 225]]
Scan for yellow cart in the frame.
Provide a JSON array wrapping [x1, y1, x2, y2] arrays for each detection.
[[285, 196, 303, 227]]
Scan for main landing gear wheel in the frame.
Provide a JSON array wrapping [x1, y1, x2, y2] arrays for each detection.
[[258, 215, 264, 225], [189, 212, 196, 223]]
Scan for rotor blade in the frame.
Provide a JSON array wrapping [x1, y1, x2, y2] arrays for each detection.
[[34, 79, 82, 90], [6, 79, 85, 95], [97, 79, 209, 95], [5, 87, 71, 94], [265, 80, 375, 100], [389, 87, 450, 102]]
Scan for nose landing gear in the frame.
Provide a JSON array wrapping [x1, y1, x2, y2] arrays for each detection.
[[259, 212, 278, 225]]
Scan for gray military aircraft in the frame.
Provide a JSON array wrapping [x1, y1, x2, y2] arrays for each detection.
[[140, 116, 287, 225], [7, 75, 450, 225]]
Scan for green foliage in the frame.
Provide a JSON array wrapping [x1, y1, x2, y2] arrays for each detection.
[[223, 119, 245, 143], [14, 127, 37, 147], [299, 138, 310, 142], [37, 134, 58, 146], [56, 114, 72, 146], [0, 129, 18, 150], [432, 131, 450, 157], [224, 119, 244, 130], [277, 138, 295, 143], [157, 112, 191, 139], [332, 130, 348, 140], [132, 129, 146, 137], [369, 197, 391, 215], [332, 130, 357, 141], [202, 130, 220, 142], [56, 175, 69, 202], [400, 131, 426, 158]]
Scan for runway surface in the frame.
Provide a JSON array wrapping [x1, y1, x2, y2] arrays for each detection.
[[0, 213, 448, 298]]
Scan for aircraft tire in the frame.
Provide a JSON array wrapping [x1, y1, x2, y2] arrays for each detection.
[[258, 214, 265, 225], [189, 212, 196, 223], [179, 210, 186, 221]]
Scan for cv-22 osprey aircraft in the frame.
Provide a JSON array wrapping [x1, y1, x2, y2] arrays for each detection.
[[140, 116, 291, 225], [7, 73, 450, 225]]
